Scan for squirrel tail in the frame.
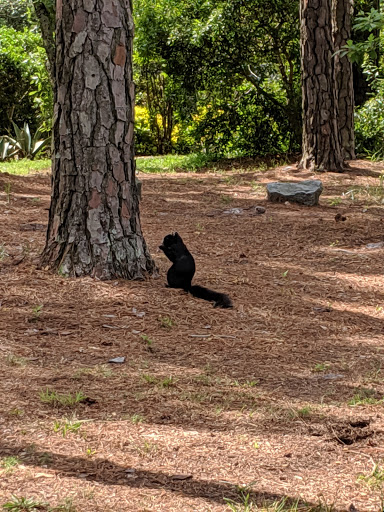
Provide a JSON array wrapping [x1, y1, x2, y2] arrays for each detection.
[[189, 285, 233, 309]]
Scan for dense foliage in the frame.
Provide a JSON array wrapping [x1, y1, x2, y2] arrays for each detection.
[[134, 0, 301, 156], [1, 0, 384, 159], [0, 1, 52, 138], [341, 6, 384, 158]]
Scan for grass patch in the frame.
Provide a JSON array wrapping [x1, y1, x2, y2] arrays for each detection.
[[159, 376, 176, 388], [0, 244, 8, 261], [291, 406, 312, 418], [140, 334, 154, 351], [29, 305, 43, 323], [0, 456, 20, 474], [0, 158, 51, 176], [2, 496, 77, 512], [344, 184, 384, 203], [52, 498, 77, 512], [130, 413, 145, 424], [220, 194, 233, 205], [348, 387, 383, 406], [141, 373, 157, 385], [135, 440, 158, 456], [39, 389, 87, 407], [348, 394, 383, 406], [53, 417, 84, 437], [159, 315, 174, 328], [6, 354, 27, 367], [2, 496, 47, 511], [225, 495, 335, 511], [312, 363, 330, 373], [358, 462, 384, 489], [136, 153, 218, 173], [8, 408, 24, 417], [73, 364, 112, 379]]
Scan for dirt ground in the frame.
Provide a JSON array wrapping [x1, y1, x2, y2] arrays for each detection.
[[1, 159, 384, 512]]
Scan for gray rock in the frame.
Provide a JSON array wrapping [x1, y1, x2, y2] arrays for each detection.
[[267, 180, 323, 206], [223, 208, 243, 215], [108, 356, 125, 364], [366, 242, 384, 249], [322, 373, 344, 380]]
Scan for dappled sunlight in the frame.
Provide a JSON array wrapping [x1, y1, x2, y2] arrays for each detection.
[[1, 161, 384, 511]]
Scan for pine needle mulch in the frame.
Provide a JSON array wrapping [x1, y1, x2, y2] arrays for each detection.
[[1, 160, 384, 511]]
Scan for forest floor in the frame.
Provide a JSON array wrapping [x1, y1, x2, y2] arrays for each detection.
[[1, 158, 384, 512]]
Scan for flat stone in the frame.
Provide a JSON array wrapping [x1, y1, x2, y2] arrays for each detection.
[[267, 180, 323, 206], [366, 242, 384, 249], [108, 356, 125, 364]]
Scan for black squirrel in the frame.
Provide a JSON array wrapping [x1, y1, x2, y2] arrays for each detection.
[[159, 232, 233, 308]]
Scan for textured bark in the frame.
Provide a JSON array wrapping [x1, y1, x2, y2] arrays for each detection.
[[41, 0, 156, 279], [33, 1, 56, 84], [333, 0, 355, 160], [299, 0, 345, 172]]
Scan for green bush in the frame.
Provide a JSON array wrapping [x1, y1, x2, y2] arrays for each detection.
[[135, 105, 158, 155], [0, 0, 33, 30], [355, 83, 384, 159], [174, 87, 296, 157], [0, 26, 52, 134]]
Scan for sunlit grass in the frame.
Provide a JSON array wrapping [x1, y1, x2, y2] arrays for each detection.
[[0, 155, 218, 176], [0, 158, 51, 175], [136, 153, 218, 173]]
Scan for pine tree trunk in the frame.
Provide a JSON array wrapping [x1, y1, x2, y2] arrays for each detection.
[[299, 0, 345, 172], [333, 0, 355, 160], [41, 0, 156, 279], [33, 1, 56, 84]]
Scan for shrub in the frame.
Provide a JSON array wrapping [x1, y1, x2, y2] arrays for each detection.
[[355, 83, 384, 159], [0, 26, 52, 134]]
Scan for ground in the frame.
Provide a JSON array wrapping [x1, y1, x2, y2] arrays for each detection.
[[1, 159, 384, 512]]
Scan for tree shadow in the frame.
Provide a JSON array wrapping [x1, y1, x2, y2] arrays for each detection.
[[0, 440, 342, 510]]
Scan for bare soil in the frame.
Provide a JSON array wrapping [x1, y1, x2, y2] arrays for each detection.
[[1, 160, 384, 511]]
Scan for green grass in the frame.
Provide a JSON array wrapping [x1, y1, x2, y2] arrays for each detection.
[[53, 417, 83, 437], [2, 496, 77, 512], [0, 456, 20, 474], [358, 462, 384, 489], [130, 413, 145, 424], [312, 363, 330, 373], [1, 154, 215, 176], [73, 364, 112, 379], [159, 315, 174, 328], [345, 184, 384, 203], [291, 406, 312, 418], [0, 158, 51, 175], [141, 373, 157, 385], [0, 244, 8, 261], [348, 393, 383, 406], [225, 495, 335, 511], [6, 354, 27, 367], [39, 389, 87, 407], [2, 496, 47, 511], [136, 153, 218, 173]]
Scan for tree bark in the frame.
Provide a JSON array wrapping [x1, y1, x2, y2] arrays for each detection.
[[299, 0, 345, 172], [32, 1, 56, 85], [332, 0, 355, 160], [41, 0, 156, 279]]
